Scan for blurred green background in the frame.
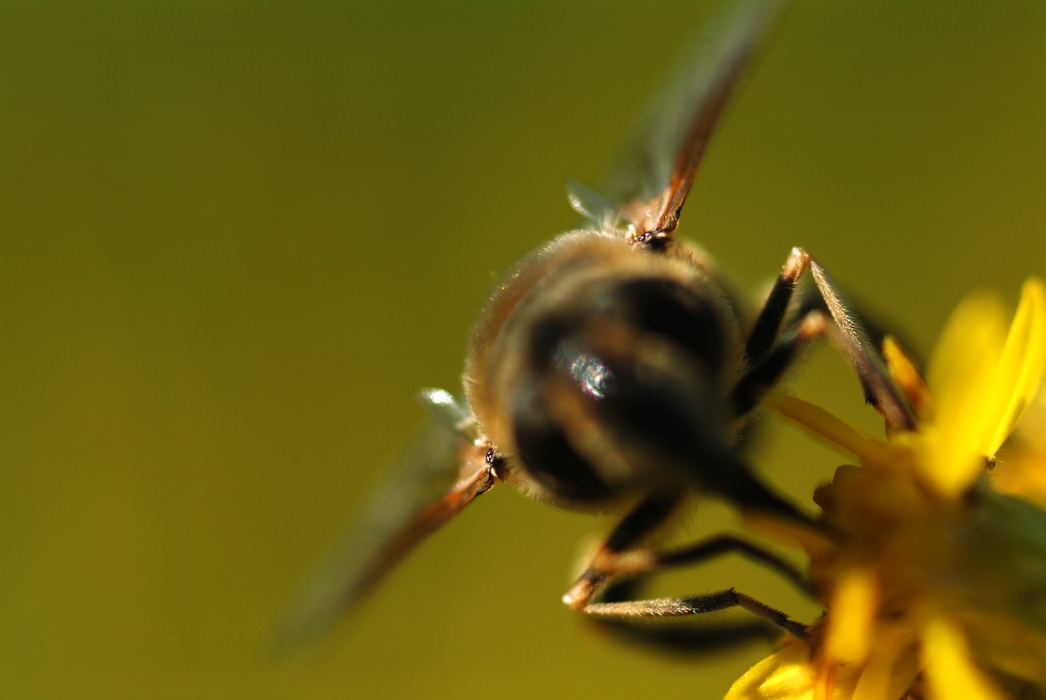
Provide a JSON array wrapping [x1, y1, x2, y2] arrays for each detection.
[[1, 1, 1043, 698]]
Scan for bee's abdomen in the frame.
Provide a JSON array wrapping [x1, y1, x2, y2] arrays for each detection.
[[482, 241, 735, 506], [511, 380, 616, 502]]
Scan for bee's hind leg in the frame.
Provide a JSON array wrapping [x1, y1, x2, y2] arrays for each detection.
[[563, 491, 684, 610], [566, 546, 811, 655], [589, 578, 781, 655], [564, 497, 813, 647], [565, 518, 813, 608], [579, 586, 809, 641], [565, 532, 811, 634]]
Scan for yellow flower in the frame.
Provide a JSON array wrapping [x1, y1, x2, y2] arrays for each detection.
[[728, 278, 1046, 700]]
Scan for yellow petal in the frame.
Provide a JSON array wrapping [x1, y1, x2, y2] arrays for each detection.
[[982, 277, 1046, 456], [922, 618, 1006, 700], [766, 394, 892, 467], [922, 292, 1009, 496], [741, 512, 839, 561], [725, 641, 816, 700], [882, 335, 932, 422], [825, 569, 878, 664]]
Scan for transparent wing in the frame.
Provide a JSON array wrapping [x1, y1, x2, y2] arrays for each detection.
[[567, 177, 624, 232], [275, 389, 493, 652], [594, 0, 787, 237]]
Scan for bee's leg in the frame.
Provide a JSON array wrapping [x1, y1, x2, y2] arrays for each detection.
[[744, 248, 915, 430], [566, 535, 813, 652], [804, 259, 916, 430], [733, 300, 913, 430], [579, 588, 809, 640], [730, 311, 828, 417], [744, 247, 810, 365], [658, 534, 810, 592], [592, 577, 780, 655], [565, 533, 810, 609], [563, 491, 684, 610]]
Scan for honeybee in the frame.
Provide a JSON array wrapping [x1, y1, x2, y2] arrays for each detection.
[[278, 0, 914, 652]]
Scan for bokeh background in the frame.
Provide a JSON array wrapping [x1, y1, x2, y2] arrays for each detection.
[[1, 1, 1044, 698]]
